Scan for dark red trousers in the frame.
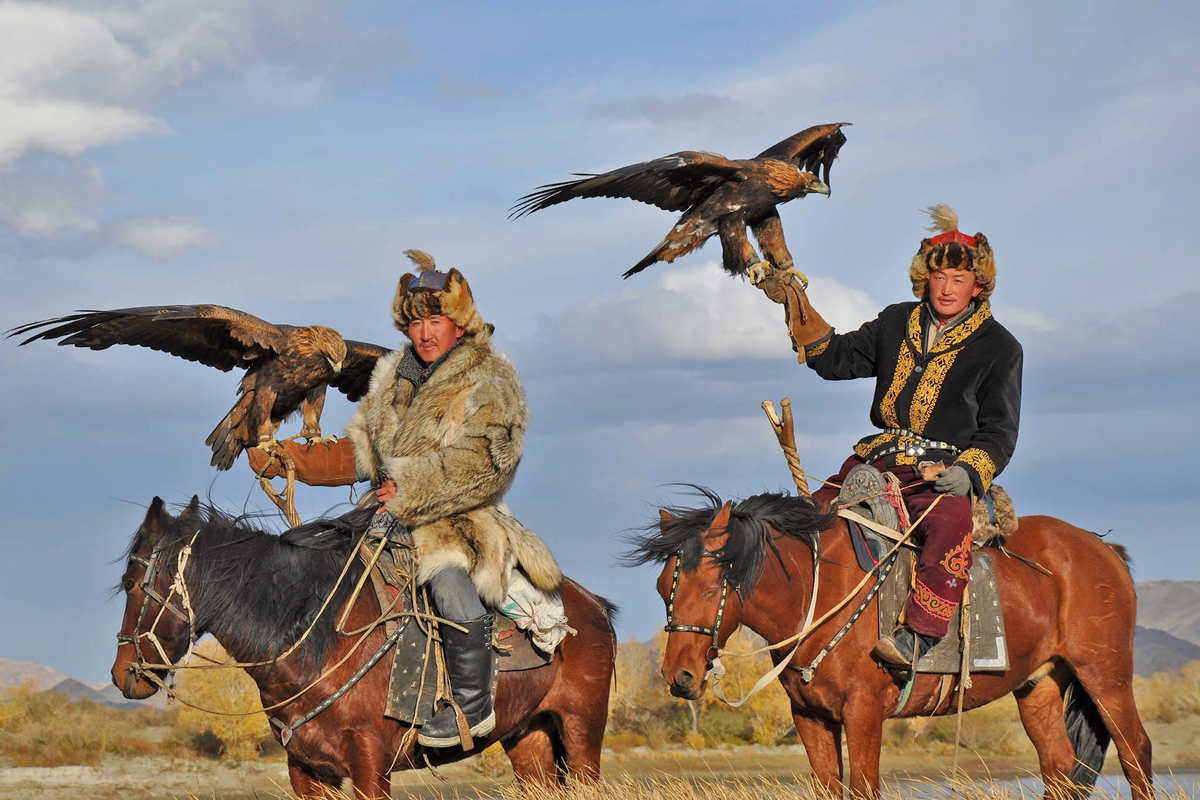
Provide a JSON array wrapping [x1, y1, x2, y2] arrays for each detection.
[[813, 455, 973, 638]]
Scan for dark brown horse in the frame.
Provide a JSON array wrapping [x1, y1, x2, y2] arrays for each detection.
[[626, 489, 1153, 799], [111, 497, 615, 799]]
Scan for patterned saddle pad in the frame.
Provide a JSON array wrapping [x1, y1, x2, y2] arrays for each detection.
[[356, 516, 553, 726]]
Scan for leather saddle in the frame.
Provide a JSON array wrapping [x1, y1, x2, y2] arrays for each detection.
[[836, 463, 1010, 674]]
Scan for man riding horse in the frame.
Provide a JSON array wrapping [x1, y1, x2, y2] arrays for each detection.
[[758, 205, 1022, 669], [251, 250, 561, 748]]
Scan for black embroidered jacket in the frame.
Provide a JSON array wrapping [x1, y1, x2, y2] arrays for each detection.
[[804, 300, 1022, 496]]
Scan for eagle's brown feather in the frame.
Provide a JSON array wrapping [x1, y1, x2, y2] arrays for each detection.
[[512, 123, 849, 278], [7, 305, 391, 470]]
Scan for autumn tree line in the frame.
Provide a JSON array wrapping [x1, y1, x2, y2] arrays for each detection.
[[2, 635, 1199, 767]]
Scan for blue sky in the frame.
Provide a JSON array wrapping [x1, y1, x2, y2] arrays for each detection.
[[1, 0, 1197, 684]]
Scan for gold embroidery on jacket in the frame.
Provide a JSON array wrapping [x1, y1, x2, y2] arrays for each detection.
[[894, 436, 917, 465], [930, 302, 992, 354], [880, 336, 917, 428], [854, 432, 894, 460], [806, 339, 830, 358], [907, 305, 922, 352], [957, 448, 997, 491], [909, 350, 961, 434]]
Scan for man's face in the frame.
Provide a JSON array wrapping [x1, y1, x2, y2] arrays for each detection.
[[408, 315, 465, 362], [928, 268, 982, 321]]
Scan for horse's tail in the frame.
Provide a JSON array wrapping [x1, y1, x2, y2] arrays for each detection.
[[1063, 678, 1111, 791]]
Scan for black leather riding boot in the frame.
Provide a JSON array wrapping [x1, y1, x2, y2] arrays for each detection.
[[872, 625, 940, 670], [417, 614, 497, 748]]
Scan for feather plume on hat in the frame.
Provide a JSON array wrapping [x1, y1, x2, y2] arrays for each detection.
[[392, 250, 486, 336], [908, 204, 996, 301]]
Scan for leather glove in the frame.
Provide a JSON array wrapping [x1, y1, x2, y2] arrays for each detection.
[[246, 438, 359, 487], [759, 272, 793, 304], [933, 465, 972, 497]]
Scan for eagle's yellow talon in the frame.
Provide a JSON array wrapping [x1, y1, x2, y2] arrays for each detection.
[[306, 434, 338, 447], [746, 261, 774, 286]]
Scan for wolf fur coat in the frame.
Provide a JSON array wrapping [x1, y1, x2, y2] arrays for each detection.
[[344, 328, 561, 606]]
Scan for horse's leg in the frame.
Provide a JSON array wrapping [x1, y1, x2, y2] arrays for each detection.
[[1070, 664, 1154, 800], [503, 717, 560, 787], [1012, 668, 1079, 799], [842, 694, 885, 799], [346, 735, 393, 800], [287, 754, 342, 800], [558, 701, 607, 783], [793, 711, 844, 795]]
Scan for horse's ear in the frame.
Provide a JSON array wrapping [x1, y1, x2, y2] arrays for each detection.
[[179, 495, 201, 518], [710, 500, 733, 534], [143, 497, 169, 530], [659, 509, 672, 523]]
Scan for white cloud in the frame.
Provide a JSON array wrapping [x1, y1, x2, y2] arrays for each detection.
[[536, 262, 877, 363], [0, 0, 407, 253], [111, 216, 216, 259], [1001, 307, 1058, 334]]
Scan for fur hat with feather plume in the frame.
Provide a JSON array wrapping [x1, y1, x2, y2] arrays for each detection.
[[909, 205, 996, 302], [392, 250, 487, 336]]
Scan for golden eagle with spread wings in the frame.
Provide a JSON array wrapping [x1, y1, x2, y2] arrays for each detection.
[[511, 122, 849, 283], [7, 306, 389, 470]]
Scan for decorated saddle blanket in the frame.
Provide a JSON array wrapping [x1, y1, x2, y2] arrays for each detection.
[[355, 513, 561, 725], [837, 464, 1010, 674]]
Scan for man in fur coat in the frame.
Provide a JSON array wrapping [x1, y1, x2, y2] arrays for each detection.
[[251, 250, 562, 748], [759, 206, 1022, 671]]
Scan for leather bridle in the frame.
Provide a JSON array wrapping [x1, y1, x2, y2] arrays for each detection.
[[115, 533, 198, 677], [662, 548, 734, 669]]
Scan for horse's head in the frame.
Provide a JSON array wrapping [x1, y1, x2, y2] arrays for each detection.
[[111, 495, 202, 699], [655, 501, 745, 700]]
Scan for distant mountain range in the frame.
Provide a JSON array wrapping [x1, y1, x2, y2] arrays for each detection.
[[4, 581, 1199, 707], [0, 657, 166, 709], [1135, 580, 1200, 646]]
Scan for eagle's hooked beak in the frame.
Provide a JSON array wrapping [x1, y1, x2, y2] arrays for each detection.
[[809, 180, 830, 196], [328, 358, 343, 373]]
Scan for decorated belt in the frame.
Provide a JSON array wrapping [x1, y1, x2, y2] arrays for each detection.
[[875, 429, 960, 459]]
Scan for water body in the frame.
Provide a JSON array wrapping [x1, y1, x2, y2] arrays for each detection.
[[895, 772, 1200, 798]]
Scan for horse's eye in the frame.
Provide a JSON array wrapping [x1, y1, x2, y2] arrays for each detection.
[[122, 578, 135, 592]]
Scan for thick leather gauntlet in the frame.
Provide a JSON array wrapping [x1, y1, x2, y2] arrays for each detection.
[[761, 274, 832, 363], [246, 439, 359, 487]]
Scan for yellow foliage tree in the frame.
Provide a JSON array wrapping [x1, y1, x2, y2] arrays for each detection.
[[175, 638, 270, 760], [703, 629, 794, 745]]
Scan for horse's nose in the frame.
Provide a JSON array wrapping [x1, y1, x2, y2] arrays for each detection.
[[668, 669, 698, 698]]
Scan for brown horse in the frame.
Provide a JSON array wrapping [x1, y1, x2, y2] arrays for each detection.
[[111, 497, 615, 799], [626, 489, 1153, 799]]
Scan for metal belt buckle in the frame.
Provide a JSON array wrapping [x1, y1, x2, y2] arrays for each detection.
[[905, 444, 926, 457]]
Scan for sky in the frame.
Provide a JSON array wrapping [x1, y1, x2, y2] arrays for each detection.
[[1, 0, 1198, 685]]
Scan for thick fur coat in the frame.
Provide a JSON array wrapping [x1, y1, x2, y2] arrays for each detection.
[[344, 329, 561, 605]]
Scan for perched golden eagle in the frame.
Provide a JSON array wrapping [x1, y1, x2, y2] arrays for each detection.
[[7, 306, 389, 470], [511, 122, 849, 283]]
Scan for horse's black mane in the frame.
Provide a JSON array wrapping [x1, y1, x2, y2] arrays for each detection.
[[621, 487, 836, 594], [126, 505, 374, 681]]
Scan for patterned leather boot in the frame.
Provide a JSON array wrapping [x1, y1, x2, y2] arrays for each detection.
[[417, 614, 497, 748]]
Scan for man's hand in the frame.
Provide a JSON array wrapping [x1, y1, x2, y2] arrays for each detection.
[[934, 465, 972, 497], [375, 478, 398, 510]]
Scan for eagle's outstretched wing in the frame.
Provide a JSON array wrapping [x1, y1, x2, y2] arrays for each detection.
[[510, 151, 745, 219], [6, 305, 290, 370], [756, 123, 851, 188], [329, 340, 392, 401]]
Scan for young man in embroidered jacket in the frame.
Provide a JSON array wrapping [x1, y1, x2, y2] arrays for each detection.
[[251, 250, 562, 748], [759, 205, 1022, 668]]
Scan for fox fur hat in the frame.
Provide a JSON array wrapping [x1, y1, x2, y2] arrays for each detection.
[[909, 205, 997, 302], [392, 249, 487, 336]]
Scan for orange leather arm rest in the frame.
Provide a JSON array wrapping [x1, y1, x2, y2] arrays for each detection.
[[246, 439, 359, 487]]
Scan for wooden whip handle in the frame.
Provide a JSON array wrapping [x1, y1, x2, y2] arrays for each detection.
[[762, 398, 811, 498]]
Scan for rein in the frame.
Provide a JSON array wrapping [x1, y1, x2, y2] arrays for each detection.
[[672, 495, 943, 707]]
